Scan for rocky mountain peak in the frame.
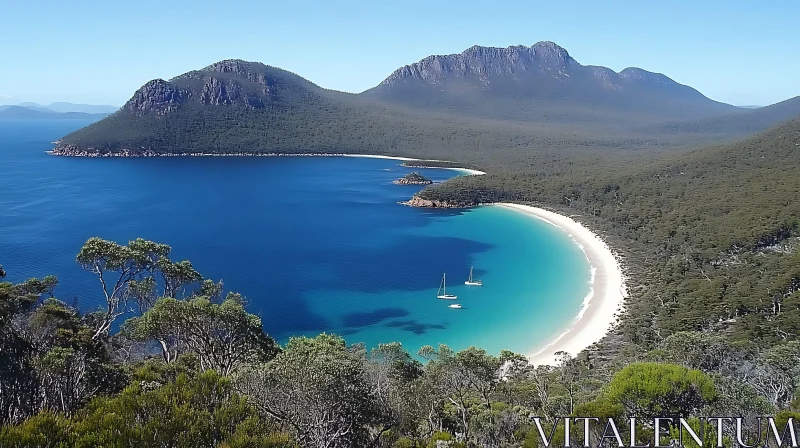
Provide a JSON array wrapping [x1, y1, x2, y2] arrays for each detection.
[[378, 41, 579, 87], [122, 79, 186, 117], [203, 59, 257, 75], [530, 41, 571, 62]]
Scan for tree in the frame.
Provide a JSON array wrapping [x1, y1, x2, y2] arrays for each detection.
[[658, 331, 737, 372], [0, 371, 297, 448], [418, 345, 508, 442], [364, 342, 425, 446], [607, 363, 716, 424], [126, 294, 277, 374], [554, 351, 582, 415], [745, 341, 800, 408], [76, 237, 200, 339], [236, 334, 381, 448], [0, 274, 122, 425]]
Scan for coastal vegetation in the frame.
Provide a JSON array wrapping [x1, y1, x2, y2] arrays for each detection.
[[1, 237, 799, 446]]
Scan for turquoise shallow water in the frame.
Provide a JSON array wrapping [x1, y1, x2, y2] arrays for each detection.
[[307, 205, 592, 355], [0, 119, 590, 356]]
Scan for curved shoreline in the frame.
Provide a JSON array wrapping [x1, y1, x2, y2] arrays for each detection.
[[339, 154, 486, 176], [46, 149, 488, 176], [496, 203, 627, 366]]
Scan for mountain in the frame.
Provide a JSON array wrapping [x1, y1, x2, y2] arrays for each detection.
[[16, 102, 118, 114], [53, 59, 551, 157], [0, 105, 108, 120], [647, 95, 800, 139], [12, 103, 56, 113], [361, 41, 741, 123], [53, 53, 797, 158]]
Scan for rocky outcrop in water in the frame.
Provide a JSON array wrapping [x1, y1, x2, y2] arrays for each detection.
[[393, 172, 433, 185]]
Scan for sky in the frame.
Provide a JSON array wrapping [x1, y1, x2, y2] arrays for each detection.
[[1, 0, 797, 107]]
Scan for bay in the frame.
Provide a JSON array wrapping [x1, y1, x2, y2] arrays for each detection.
[[0, 119, 590, 355]]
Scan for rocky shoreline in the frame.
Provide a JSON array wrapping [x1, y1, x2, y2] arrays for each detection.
[[399, 196, 475, 208], [49, 145, 404, 158]]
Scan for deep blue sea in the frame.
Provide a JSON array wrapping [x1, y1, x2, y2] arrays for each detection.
[[0, 119, 590, 356]]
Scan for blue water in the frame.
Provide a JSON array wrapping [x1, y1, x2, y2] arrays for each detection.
[[0, 119, 591, 356]]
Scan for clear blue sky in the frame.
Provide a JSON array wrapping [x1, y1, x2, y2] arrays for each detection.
[[1, 0, 797, 106]]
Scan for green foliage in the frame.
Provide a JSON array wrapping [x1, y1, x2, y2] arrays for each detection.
[[607, 363, 716, 420], [0, 275, 123, 425], [0, 371, 295, 448], [236, 334, 383, 447], [667, 418, 724, 448], [0, 412, 73, 448], [125, 295, 278, 375], [75, 237, 201, 339]]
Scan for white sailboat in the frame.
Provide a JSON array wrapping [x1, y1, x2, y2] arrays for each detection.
[[464, 266, 482, 286], [437, 273, 457, 299], [448, 304, 462, 309]]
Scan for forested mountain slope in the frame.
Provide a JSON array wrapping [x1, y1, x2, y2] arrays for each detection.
[[54, 53, 797, 159], [646, 95, 800, 139]]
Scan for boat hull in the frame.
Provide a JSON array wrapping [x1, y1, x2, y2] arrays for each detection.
[[437, 295, 458, 300], [464, 281, 482, 286]]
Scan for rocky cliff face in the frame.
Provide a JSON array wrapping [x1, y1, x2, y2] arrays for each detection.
[[363, 41, 738, 120], [371, 41, 699, 94], [379, 41, 580, 87], [121, 60, 317, 117], [122, 79, 187, 117]]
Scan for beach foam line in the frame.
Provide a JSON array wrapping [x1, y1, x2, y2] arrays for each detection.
[[495, 203, 627, 366]]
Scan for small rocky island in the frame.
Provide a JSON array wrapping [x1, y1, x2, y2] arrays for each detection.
[[392, 172, 433, 185]]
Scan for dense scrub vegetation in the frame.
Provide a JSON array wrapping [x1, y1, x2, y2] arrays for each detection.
[[2, 239, 798, 447]]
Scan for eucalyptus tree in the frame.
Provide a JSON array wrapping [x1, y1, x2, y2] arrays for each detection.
[[744, 341, 800, 408], [236, 334, 383, 448], [417, 344, 511, 443], [75, 237, 201, 339], [0, 273, 121, 425], [363, 342, 426, 444], [126, 294, 277, 374]]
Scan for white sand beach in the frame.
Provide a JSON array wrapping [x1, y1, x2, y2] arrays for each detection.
[[497, 203, 627, 366], [341, 154, 487, 175]]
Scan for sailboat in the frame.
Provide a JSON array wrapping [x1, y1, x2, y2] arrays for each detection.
[[437, 273, 457, 299], [464, 266, 483, 286]]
